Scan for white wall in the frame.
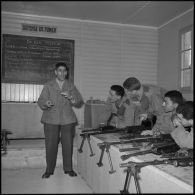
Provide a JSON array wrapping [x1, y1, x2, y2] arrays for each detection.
[[2, 12, 158, 130], [158, 10, 194, 100]]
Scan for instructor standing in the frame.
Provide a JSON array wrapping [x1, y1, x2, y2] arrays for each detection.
[[38, 62, 84, 178]]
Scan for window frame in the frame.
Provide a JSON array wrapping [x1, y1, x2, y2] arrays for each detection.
[[179, 25, 193, 92]]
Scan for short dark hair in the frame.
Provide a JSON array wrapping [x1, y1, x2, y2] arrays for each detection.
[[176, 101, 193, 120], [164, 90, 184, 105], [123, 77, 141, 91], [110, 85, 125, 97], [55, 62, 69, 79]]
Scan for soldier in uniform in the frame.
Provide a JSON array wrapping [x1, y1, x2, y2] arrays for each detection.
[[99, 85, 136, 128], [123, 77, 167, 127]]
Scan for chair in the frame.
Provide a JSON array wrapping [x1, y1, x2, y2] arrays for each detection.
[[1, 129, 12, 155]]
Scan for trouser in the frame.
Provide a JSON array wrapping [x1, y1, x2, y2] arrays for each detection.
[[43, 123, 75, 173]]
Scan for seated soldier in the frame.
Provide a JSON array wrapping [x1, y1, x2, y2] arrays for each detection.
[[141, 90, 184, 136], [99, 85, 135, 128], [123, 77, 167, 126], [171, 101, 193, 149]]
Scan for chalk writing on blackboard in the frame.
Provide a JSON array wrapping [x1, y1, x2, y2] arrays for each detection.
[[2, 34, 74, 84]]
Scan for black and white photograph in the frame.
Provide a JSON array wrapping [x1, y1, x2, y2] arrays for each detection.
[[1, 1, 193, 194]]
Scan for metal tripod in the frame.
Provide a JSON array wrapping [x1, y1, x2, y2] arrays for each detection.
[[120, 163, 141, 194], [78, 134, 95, 156]]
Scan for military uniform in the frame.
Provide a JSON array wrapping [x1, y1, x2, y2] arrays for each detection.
[[133, 84, 166, 127], [141, 84, 166, 115], [99, 96, 136, 128]]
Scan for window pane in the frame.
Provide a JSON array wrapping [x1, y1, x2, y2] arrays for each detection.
[[181, 31, 191, 50], [181, 50, 191, 69], [181, 34, 185, 50], [181, 69, 191, 88], [185, 31, 191, 49]]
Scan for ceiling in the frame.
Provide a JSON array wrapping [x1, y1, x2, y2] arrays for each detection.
[[1, 1, 194, 28]]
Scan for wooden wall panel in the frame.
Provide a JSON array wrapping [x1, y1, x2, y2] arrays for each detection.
[[2, 12, 159, 126]]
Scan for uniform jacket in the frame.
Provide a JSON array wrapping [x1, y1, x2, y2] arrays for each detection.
[[132, 84, 166, 126], [141, 84, 166, 116], [38, 79, 84, 125], [99, 96, 136, 128], [171, 126, 193, 149]]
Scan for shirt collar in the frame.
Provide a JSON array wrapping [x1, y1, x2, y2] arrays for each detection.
[[56, 78, 64, 90]]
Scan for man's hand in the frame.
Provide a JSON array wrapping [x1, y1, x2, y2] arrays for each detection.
[[141, 130, 153, 136], [45, 100, 54, 108], [60, 91, 70, 98], [61, 92, 75, 103], [172, 117, 182, 127], [139, 113, 148, 122]]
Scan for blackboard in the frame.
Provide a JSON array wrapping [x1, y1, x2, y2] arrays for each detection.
[[2, 34, 74, 84]]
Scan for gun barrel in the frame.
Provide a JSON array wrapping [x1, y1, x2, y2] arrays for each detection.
[[120, 159, 163, 168], [172, 158, 193, 167], [120, 150, 151, 161], [80, 130, 101, 136], [120, 157, 193, 168], [81, 125, 117, 133], [152, 142, 180, 154], [120, 135, 166, 143], [119, 147, 141, 152], [119, 134, 140, 140], [98, 136, 164, 150], [81, 129, 95, 133]]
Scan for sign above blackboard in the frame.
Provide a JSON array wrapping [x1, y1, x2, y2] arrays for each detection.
[[22, 23, 57, 33], [2, 34, 74, 84]]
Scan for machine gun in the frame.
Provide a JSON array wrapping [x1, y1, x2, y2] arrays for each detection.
[[160, 148, 193, 158], [119, 141, 173, 152], [119, 155, 193, 194], [120, 141, 180, 161], [78, 125, 149, 157], [96, 134, 174, 174], [78, 125, 119, 156]]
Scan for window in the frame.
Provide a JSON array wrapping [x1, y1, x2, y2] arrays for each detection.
[[179, 25, 193, 91]]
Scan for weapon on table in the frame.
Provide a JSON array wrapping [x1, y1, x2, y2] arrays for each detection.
[[120, 141, 180, 161], [160, 148, 193, 158], [96, 134, 174, 173], [81, 125, 115, 133], [78, 125, 149, 156], [119, 141, 173, 152], [78, 125, 116, 156], [119, 156, 193, 194]]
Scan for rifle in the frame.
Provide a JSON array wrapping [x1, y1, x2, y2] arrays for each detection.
[[96, 134, 174, 173], [78, 125, 126, 156], [119, 141, 172, 152], [78, 125, 149, 157], [120, 141, 180, 161], [81, 125, 115, 133], [119, 156, 193, 194], [160, 148, 193, 158]]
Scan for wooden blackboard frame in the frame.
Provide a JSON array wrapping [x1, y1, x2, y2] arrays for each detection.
[[2, 34, 75, 84]]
